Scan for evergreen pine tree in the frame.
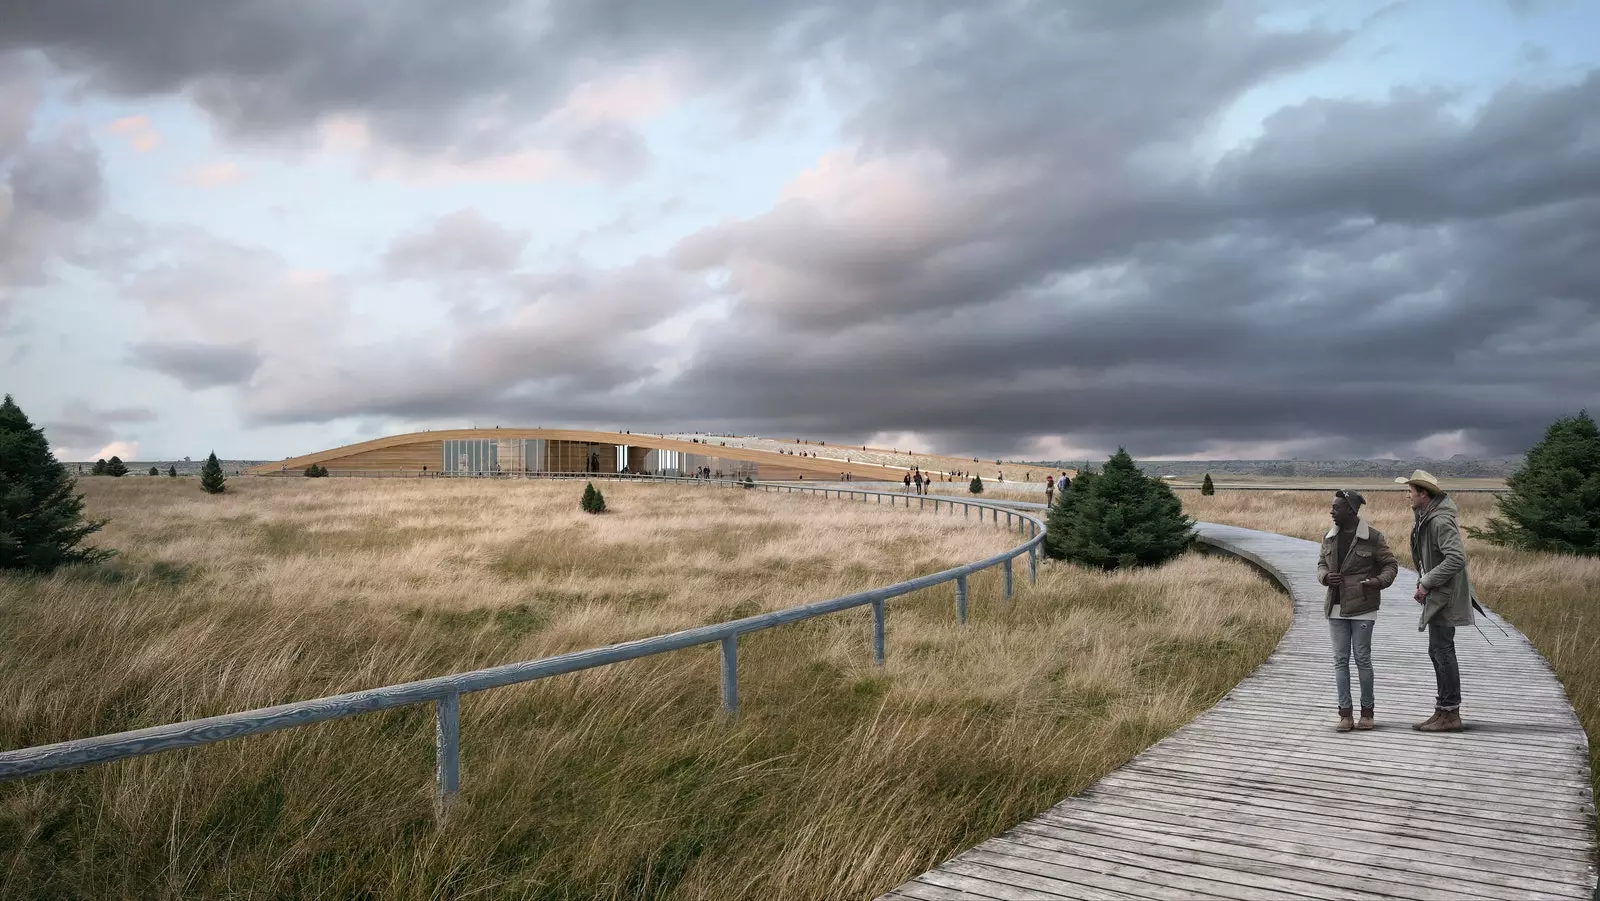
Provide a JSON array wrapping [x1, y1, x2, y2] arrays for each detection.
[[0, 394, 112, 571], [105, 455, 129, 477], [92, 459, 108, 475], [743, 475, 755, 489], [1201, 473, 1215, 496], [200, 452, 226, 494], [581, 482, 606, 513], [1467, 410, 1600, 555], [969, 474, 984, 494], [1054, 449, 1194, 570], [149, 466, 160, 476], [167, 465, 177, 478]]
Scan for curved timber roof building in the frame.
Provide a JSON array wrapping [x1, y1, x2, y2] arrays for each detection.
[[248, 429, 904, 481]]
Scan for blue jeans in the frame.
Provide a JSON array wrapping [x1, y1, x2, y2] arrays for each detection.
[[1328, 617, 1375, 711]]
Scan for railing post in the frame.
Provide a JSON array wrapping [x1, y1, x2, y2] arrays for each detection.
[[955, 575, 968, 626], [1002, 558, 1013, 600], [435, 692, 461, 817], [1018, 516, 1025, 536], [1029, 545, 1038, 585], [871, 600, 885, 665], [720, 635, 738, 716], [919, 496, 924, 510]]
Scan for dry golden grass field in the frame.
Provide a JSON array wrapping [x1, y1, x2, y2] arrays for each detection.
[[1185, 487, 1600, 844], [0, 477, 1287, 900]]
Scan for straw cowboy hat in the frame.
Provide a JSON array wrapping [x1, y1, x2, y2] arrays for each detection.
[[1394, 469, 1446, 495]]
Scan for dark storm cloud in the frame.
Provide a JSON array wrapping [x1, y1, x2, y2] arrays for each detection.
[[130, 340, 263, 389], [1, 54, 107, 299], [12, 2, 1597, 458], [0, 0, 870, 158], [43, 402, 158, 455]]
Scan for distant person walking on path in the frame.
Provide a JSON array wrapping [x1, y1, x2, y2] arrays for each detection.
[[1315, 490, 1397, 732], [1397, 470, 1474, 732], [1045, 474, 1055, 506], [904, 472, 912, 492]]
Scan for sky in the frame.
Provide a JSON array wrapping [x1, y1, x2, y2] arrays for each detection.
[[2, 0, 1597, 464]]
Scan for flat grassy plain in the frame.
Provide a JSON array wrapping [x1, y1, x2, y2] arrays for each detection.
[[1, 477, 1287, 900], [1186, 487, 1600, 843]]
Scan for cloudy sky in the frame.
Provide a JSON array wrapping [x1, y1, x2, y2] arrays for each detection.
[[3, 0, 1597, 463]]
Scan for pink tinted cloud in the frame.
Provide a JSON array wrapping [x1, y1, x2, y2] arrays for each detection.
[[183, 161, 245, 187], [107, 115, 160, 152]]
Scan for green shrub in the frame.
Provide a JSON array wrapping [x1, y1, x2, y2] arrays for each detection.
[[1201, 473, 1215, 496], [969, 475, 983, 494], [167, 465, 177, 478], [1047, 449, 1193, 570], [743, 475, 755, 489], [105, 456, 128, 477], [148, 466, 160, 476], [1468, 410, 1600, 555], [91, 459, 107, 475], [0, 394, 113, 571], [581, 482, 606, 514], [200, 452, 226, 494]]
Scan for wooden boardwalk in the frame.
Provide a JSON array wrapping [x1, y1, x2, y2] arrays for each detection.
[[878, 522, 1598, 900]]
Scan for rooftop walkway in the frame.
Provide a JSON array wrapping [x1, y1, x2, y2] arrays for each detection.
[[878, 520, 1597, 900]]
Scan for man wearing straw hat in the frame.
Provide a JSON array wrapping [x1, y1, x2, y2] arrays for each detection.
[[1395, 469, 1474, 732]]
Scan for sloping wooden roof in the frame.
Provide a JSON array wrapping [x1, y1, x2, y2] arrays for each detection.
[[247, 428, 909, 479]]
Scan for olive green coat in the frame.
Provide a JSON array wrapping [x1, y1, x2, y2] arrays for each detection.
[[1315, 519, 1399, 617], [1412, 495, 1476, 631]]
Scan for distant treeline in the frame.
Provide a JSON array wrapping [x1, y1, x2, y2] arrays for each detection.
[[1019, 458, 1525, 479]]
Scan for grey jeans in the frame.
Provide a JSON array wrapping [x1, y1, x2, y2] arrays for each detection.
[[1328, 617, 1375, 711]]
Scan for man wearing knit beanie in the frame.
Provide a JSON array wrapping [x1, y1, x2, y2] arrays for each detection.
[[1316, 489, 1398, 732]]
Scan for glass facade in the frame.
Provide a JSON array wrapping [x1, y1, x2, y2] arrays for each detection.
[[434, 437, 746, 477], [441, 438, 498, 474]]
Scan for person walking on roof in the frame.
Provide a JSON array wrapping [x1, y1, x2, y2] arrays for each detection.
[[1397, 470, 1474, 732], [1316, 490, 1397, 732]]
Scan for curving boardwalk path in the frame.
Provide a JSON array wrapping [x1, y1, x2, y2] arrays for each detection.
[[878, 521, 1598, 901]]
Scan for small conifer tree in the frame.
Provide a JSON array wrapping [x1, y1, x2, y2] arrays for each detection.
[[0, 394, 112, 571], [167, 465, 177, 478], [743, 475, 755, 489], [1201, 473, 1215, 496], [1052, 449, 1194, 570], [149, 466, 160, 476], [1467, 410, 1600, 555], [200, 452, 226, 494], [581, 482, 606, 514], [105, 455, 129, 477], [969, 474, 984, 494], [92, 458, 108, 475]]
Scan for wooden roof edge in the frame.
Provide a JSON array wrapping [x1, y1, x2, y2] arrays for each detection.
[[245, 429, 919, 478]]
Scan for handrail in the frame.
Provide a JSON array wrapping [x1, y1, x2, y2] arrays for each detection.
[[0, 477, 1045, 817]]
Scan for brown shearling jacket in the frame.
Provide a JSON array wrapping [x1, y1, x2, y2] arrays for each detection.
[[1316, 519, 1399, 617]]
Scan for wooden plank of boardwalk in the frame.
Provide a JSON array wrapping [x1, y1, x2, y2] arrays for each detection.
[[878, 521, 1598, 901]]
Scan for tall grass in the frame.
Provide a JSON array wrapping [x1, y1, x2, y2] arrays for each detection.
[[1, 478, 1286, 899], [1188, 487, 1600, 846]]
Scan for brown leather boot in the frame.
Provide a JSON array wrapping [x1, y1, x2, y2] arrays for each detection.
[[1356, 708, 1374, 731], [1413, 709, 1444, 731], [1418, 710, 1463, 732], [1336, 708, 1354, 732]]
